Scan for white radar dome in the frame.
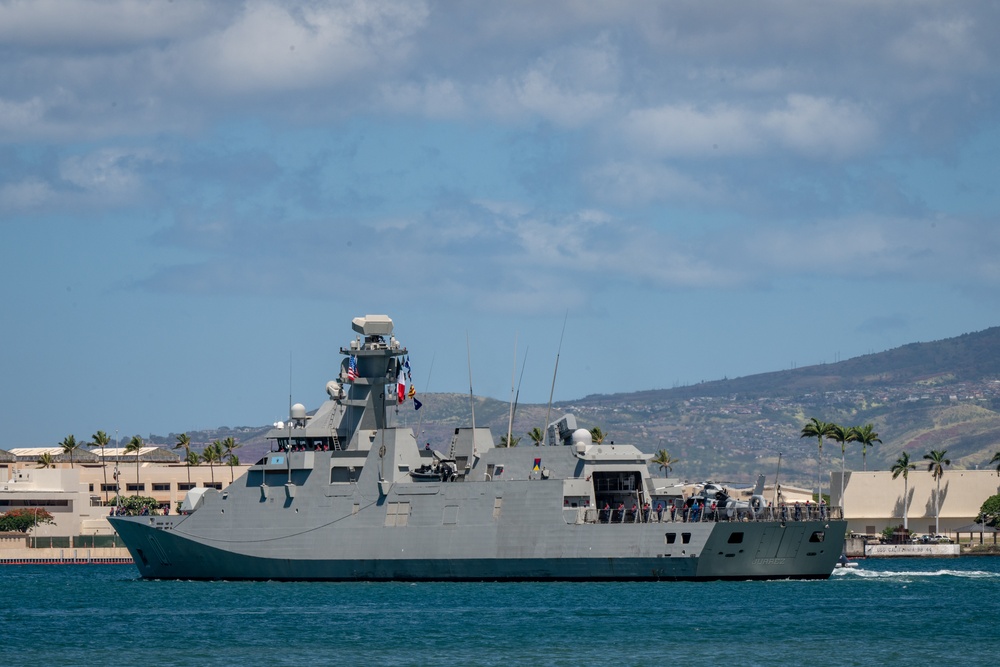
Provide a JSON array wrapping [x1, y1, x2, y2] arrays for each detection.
[[571, 429, 593, 446], [290, 403, 307, 420]]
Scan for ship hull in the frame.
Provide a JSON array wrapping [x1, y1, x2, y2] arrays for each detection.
[[110, 514, 845, 581]]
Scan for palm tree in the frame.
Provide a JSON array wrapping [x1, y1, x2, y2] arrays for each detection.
[[891, 451, 917, 531], [527, 427, 544, 447], [590, 427, 606, 444], [923, 449, 951, 534], [59, 434, 82, 468], [854, 423, 882, 472], [202, 440, 224, 485], [186, 450, 201, 471], [221, 436, 241, 483], [991, 451, 1000, 476], [90, 430, 112, 504], [227, 454, 240, 479], [174, 433, 192, 486], [651, 449, 679, 476], [499, 434, 521, 448], [36, 452, 55, 468], [828, 424, 857, 512], [800, 418, 836, 504], [124, 435, 144, 495]]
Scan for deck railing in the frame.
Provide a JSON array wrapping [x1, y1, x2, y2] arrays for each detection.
[[579, 505, 843, 525]]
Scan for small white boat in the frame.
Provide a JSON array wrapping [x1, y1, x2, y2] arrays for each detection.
[[835, 555, 858, 568]]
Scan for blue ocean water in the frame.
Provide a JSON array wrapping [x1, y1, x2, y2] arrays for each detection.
[[2, 557, 998, 666]]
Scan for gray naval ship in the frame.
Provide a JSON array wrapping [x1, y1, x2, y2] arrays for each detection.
[[110, 314, 847, 581]]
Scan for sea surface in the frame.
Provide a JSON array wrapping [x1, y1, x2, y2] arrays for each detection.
[[2, 557, 998, 666]]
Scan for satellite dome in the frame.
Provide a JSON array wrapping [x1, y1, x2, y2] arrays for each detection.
[[290, 403, 307, 420], [571, 428, 593, 445]]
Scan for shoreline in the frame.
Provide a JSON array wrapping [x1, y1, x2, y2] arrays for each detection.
[[0, 547, 132, 565]]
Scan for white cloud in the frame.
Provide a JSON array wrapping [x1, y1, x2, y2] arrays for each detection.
[[621, 95, 878, 159], [0, 96, 46, 136], [737, 214, 1000, 287], [761, 94, 878, 158], [888, 17, 985, 72], [584, 161, 715, 205], [474, 37, 621, 128], [0, 0, 216, 49], [0, 147, 168, 215], [378, 79, 467, 118], [58, 148, 160, 197], [621, 104, 762, 157], [507, 68, 616, 128], [181, 0, 428, 95], [0, 0, 993, 148], [0, 178, 54, 212]]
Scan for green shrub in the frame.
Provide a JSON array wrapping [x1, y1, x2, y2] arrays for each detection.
[[0, 508, 55, 532]]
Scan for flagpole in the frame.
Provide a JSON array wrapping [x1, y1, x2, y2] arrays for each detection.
[[415, 353, 434, 445]]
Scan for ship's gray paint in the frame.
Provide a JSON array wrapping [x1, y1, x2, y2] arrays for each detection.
[[110, 314, 846, 581]]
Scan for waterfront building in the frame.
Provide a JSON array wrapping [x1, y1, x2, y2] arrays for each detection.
[[834, 469, 1000, 537], [1, 450, 250, 538]]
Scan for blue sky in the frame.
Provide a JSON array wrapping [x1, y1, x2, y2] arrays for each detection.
[[2, 1, 999, 448]]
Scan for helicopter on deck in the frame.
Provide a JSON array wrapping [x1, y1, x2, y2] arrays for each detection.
[[686, 475, 769, 519]]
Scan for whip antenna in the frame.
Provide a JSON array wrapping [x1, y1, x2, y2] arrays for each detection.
[[543, 310, 568, 446]]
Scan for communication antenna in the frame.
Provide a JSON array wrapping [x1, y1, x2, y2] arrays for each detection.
[[773, 452, 782, 507], [506, 334, 517, 447], [508, 344, 529, 447], [543, 310, 568, 446], [466, 331, 476, 431]]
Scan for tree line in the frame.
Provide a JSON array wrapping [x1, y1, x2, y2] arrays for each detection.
[[801, 417, 1000, 534], [37, 431, 242, 504]]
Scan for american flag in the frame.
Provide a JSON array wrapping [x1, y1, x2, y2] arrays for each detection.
[[347, 355, 358, 381]]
